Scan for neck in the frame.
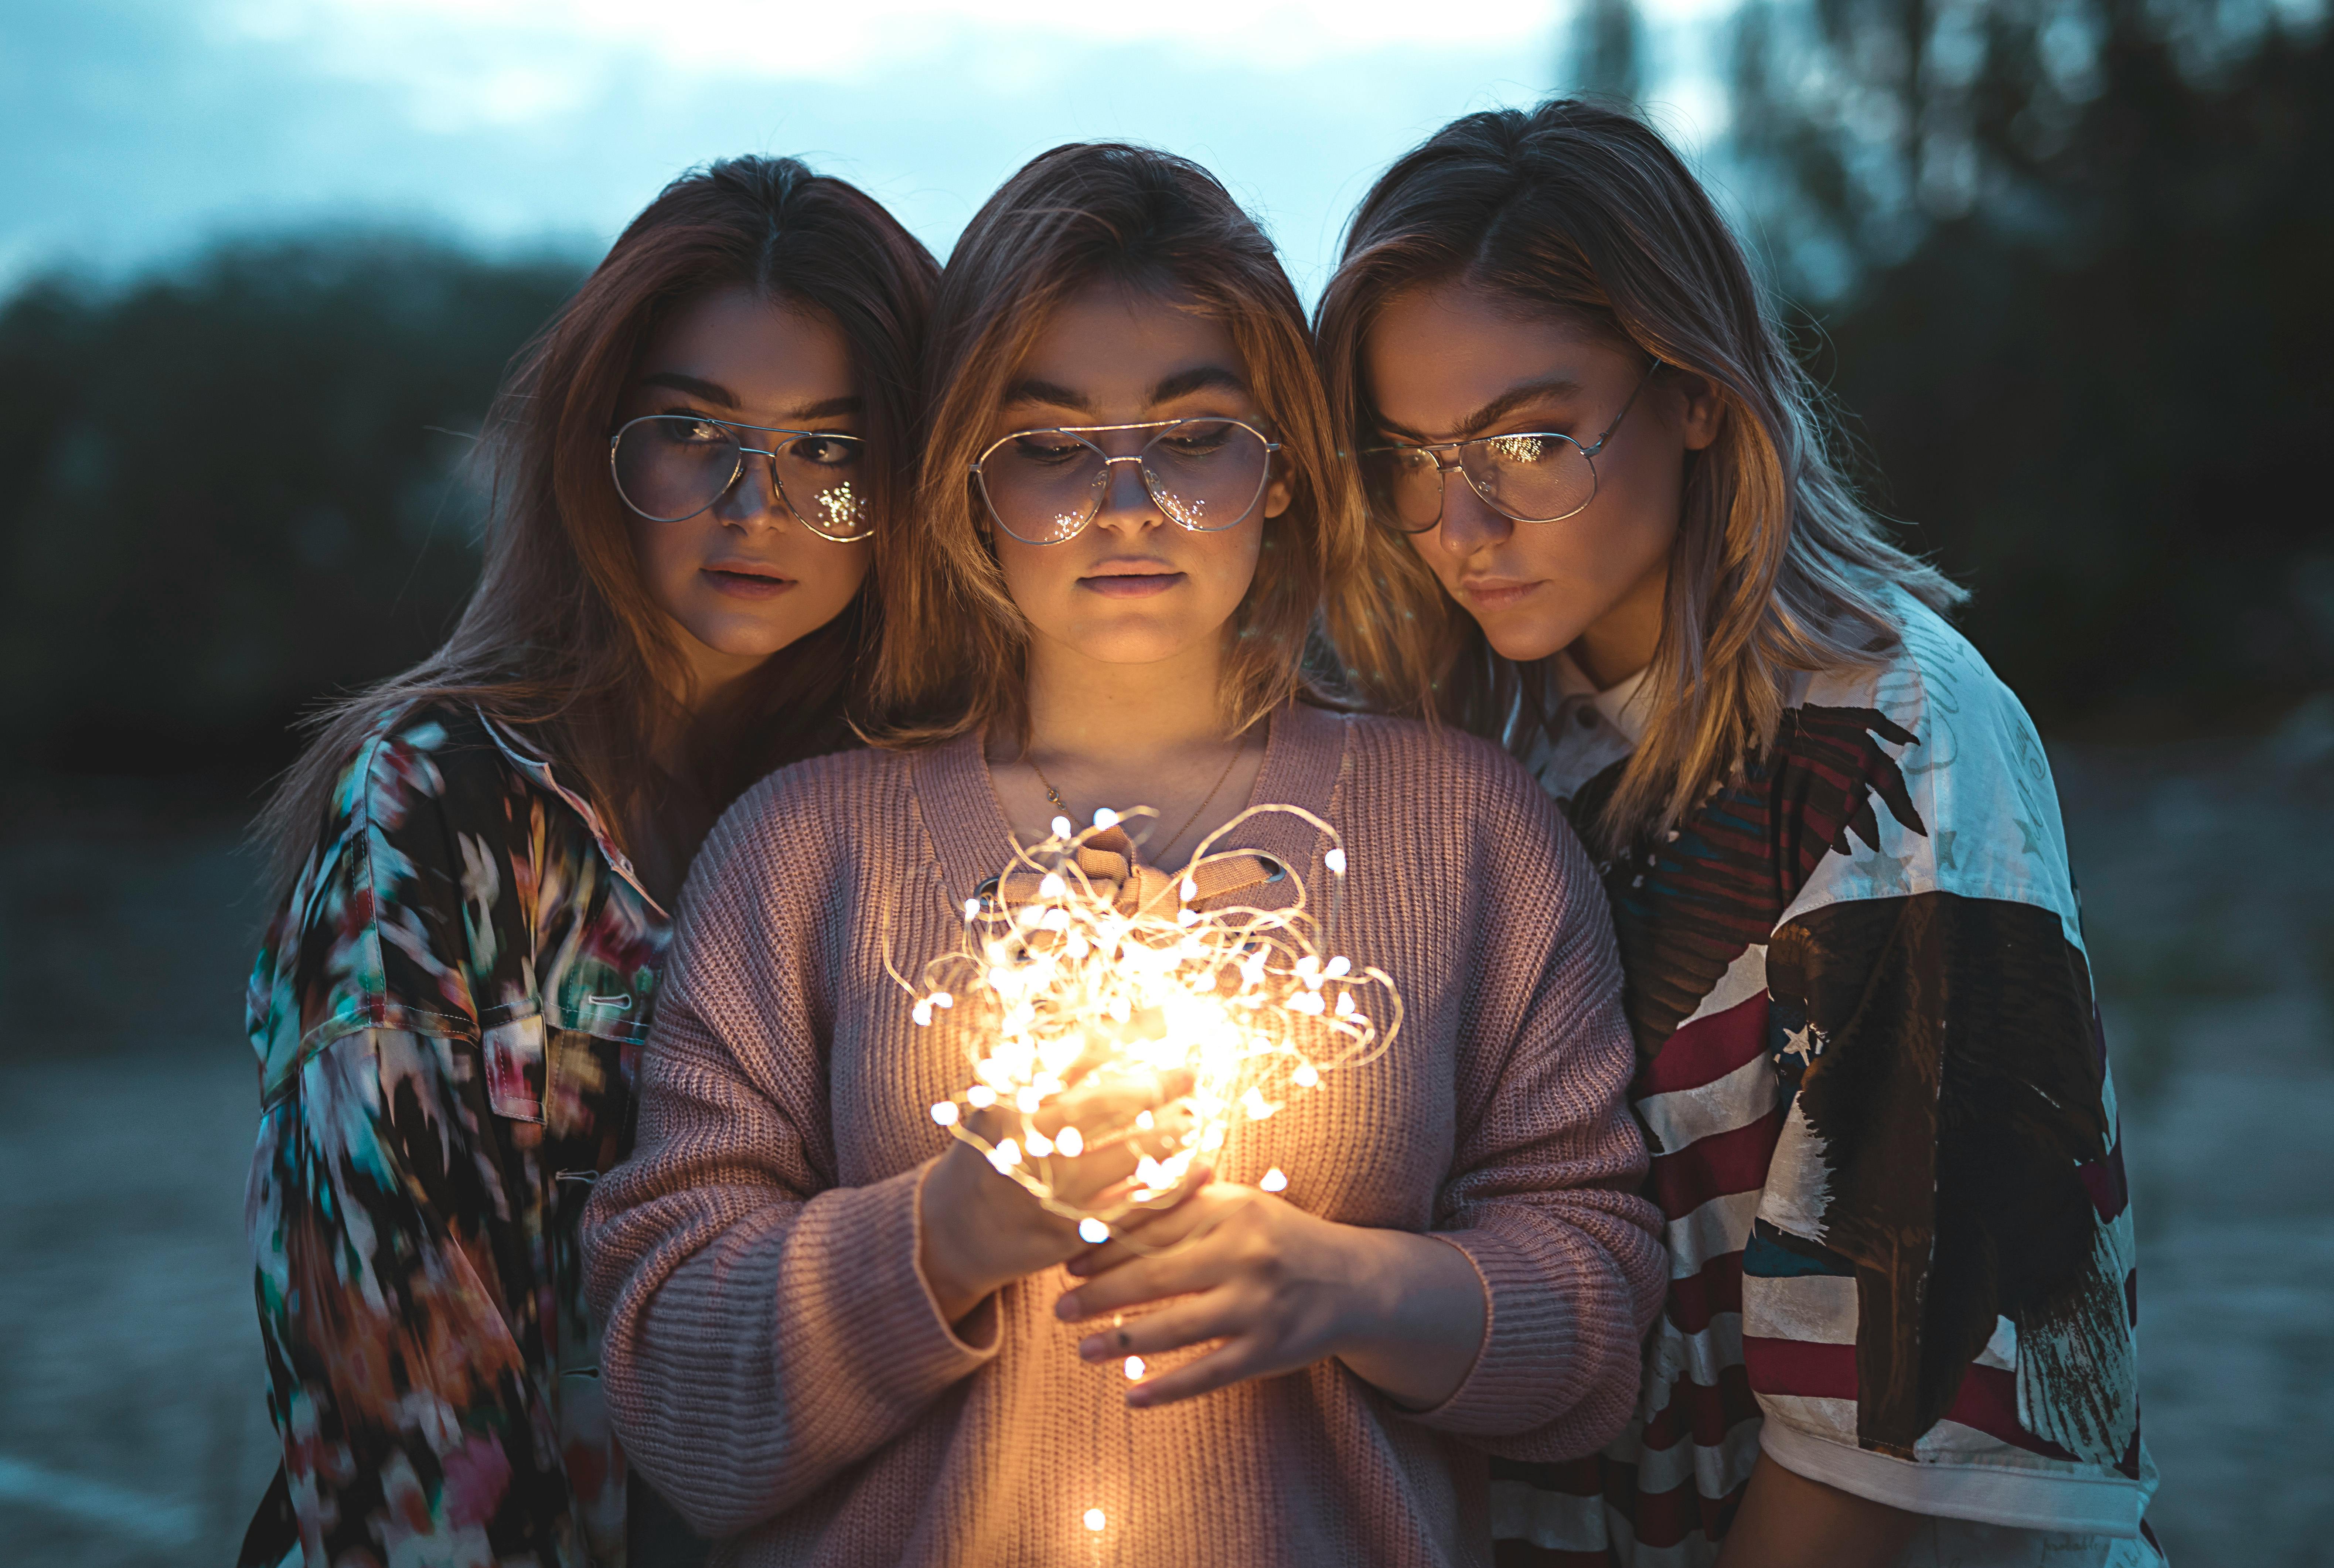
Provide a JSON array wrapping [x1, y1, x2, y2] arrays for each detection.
[[1022, 630, 1230, 765], [1569, 557, 1666, 692], [659, 634, 766, 774], [626, 638, 767, 906]]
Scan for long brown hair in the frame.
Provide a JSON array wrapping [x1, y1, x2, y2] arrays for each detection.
[[259, 155, 937, 898], [869, 142, 1355, 746], [1316, 100, 1964, 852]]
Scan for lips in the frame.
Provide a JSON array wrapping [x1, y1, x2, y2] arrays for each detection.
[[1079, 560, 1185, 600], [1458, 577, 1542, 611], [703, 563, 794, 600]]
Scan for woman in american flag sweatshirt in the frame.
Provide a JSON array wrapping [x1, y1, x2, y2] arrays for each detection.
[[1318, 99, 2160, 1568]]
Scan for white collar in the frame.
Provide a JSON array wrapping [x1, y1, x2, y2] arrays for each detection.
[[1552, 650, 1653, 746]]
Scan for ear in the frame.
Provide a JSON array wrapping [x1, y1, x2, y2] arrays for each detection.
[[1261, 451, 1295, 521], [1674, 371, 1725, 453]]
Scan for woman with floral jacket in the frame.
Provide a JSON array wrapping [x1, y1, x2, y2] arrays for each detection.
[[236, 156, 936, 1568]]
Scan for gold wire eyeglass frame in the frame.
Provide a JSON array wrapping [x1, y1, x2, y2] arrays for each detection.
[[969, 417, 1283, 546], [1361, 358, 1664, 533], [608, 413, 873, 542]]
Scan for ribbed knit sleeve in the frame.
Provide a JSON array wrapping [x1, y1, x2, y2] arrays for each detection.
[[580, 764, 997, 1539], [1400, 740, 1665, 1459]]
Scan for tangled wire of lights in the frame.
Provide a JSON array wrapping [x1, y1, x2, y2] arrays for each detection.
[[905, 804, 1400, 1241]]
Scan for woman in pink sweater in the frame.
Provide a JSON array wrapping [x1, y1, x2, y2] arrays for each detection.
[[581, 143, 1664, 1568]]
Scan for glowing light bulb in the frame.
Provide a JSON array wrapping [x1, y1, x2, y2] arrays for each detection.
[[1124, 1355, 1146, 1380], [1260, 1167, 1288, 1193], [1057, 1125, 1086, 1158], [1025, 1129, 1054, 1157], [1293, 1063, 1319, 1088], [967, 1085, 996, 1108], [1078, 1216, 1109, 1244], [1324, 847, 1347, 875], [930, 1101, 959, 1126], [1052, 815, 1073, 839], [1093, 807, 1119, 829], [1084, 1508, 1107, 1532]]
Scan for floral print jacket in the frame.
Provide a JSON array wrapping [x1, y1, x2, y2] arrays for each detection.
[[240, 703, 669, 1568]]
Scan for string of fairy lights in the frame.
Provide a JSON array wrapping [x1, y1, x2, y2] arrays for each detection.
[[893, 802, 1402, 1548]]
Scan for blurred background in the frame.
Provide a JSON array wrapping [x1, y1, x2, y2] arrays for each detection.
[[0, 0, 2327, 1562]]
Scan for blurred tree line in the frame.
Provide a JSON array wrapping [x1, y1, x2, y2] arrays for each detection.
[[2, 0, 2327, 801], [0, 236, 582, 791], [1723, 0, 2333, 730]]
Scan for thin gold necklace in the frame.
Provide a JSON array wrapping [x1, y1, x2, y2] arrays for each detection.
[[1030, 736, 1247, 866]]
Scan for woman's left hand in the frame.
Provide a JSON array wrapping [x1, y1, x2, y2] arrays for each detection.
[[1051, 1183, 1487, 1410]]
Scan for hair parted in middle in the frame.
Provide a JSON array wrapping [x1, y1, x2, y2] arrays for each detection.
[[870, 142, 1357, 747]]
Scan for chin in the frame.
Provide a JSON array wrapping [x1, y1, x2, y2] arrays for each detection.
[[1056, 613, 1203, 665], [687, 616, 805, 662], [1479, 617, 1578, 667]]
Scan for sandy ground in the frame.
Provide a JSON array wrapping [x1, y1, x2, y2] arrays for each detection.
[[0, 734, 2327, 1567]]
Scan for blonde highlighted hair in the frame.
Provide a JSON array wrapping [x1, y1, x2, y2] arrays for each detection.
[[1316, 99, 1963, 852], [870, 143, 1355, 746]]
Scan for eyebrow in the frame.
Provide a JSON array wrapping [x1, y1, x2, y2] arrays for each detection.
[[1149, 365, 1250, 404], [638, 372, 863, 424], [1378, 375, 1588, 442], [640, 371, 735, 408], [1002, 376, 1093, 415], [1000, 364, 1253, 417]]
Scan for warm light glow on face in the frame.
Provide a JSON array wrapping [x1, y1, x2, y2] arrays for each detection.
[[909, 804, 1400, 1239]]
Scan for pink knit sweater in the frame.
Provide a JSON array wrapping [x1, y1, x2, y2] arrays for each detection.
[[582, 703, 1662, 1567]]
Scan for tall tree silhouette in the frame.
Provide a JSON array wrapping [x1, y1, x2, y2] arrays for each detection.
[[1569, 0, 1648, 103]]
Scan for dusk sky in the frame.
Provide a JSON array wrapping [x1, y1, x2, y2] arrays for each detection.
[[1, 0, 1737, 297]]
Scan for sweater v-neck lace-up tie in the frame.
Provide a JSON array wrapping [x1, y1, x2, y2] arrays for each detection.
[[582, 702, 1665, 1568]]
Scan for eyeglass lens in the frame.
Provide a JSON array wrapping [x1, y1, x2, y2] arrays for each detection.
[[1365, 433, 1596, 531], [612, 416, 867, 539], [979, 420, 1271, 545]]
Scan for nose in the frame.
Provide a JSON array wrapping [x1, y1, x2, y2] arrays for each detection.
[[1433, 463, 1514, 558], [713, 448, 787, 531], [1087, 452, 1163, 539]]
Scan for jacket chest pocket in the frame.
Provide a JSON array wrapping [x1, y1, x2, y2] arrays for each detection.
[[483, 1012, 547, 1121], [484, 1013, 628, 1149]]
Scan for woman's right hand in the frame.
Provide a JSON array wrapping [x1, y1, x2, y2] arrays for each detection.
[[917, 1070, 1205, 1329]]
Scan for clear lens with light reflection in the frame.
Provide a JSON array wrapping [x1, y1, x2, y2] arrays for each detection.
[[1362, 430, 1598, 533], [974, 419, 1274, 546], [610, 414, 869, 540]]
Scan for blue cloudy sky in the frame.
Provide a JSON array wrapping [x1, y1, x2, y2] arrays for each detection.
[[0, 0, 1738, 298]]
